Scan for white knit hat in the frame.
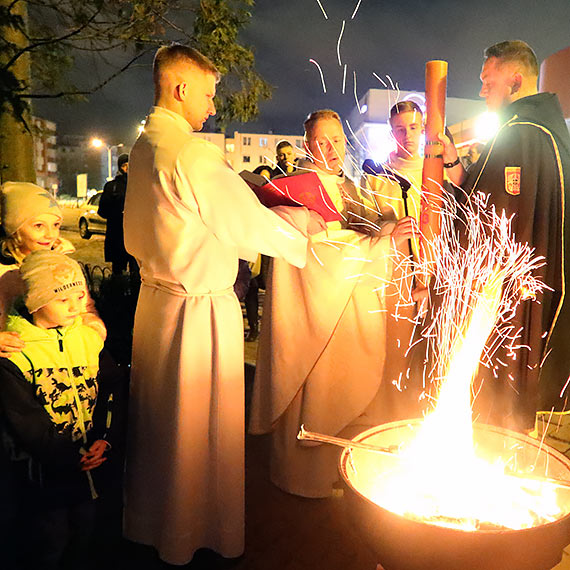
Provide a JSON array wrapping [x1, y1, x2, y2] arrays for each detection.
[[20, 250, 86, 313], [0, 181, 62, 236]]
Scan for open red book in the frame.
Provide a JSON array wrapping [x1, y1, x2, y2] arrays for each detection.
[[240, 170, 342, 223]]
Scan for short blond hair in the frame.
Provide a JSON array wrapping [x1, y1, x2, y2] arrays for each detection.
[[153, 44, 220, 99], [303, 109, 342, 140]]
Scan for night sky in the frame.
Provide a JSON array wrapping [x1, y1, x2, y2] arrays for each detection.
[[36, 0, 570, 146]]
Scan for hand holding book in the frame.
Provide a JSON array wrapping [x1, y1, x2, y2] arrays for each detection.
[[240, 170, 342, 223]]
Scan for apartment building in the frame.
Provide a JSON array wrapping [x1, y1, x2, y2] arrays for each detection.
[[224, 131, 305, 173], [33, 117, 59, 192]]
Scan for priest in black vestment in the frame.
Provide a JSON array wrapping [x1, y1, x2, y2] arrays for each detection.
[[440, 40, 570, 430]]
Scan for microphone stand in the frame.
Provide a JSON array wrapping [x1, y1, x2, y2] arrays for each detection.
[[396, 176, 415, 265], [362, 160, 415, 268]]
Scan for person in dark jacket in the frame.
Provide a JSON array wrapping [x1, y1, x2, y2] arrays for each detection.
[[98, 153, 138, 277], [440, 40, 570, 430], [271, 140, 297, 178]]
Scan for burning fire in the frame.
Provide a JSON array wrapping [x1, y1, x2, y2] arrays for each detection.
[[348, 190, 569, 531]]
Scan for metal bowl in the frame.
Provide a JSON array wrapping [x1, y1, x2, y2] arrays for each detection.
[[339, 419, 570, 570]]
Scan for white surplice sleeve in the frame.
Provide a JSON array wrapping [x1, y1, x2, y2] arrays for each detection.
[[173, 140, 308, 268]]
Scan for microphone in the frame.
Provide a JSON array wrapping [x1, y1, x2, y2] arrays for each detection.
[[362, 159, 411, 195]]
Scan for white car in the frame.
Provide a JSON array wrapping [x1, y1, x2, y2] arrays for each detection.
[[78, 191, 106, 239]]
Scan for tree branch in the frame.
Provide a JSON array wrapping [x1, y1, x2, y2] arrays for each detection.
[[3, 5, 102, 72], [18, 47, 154, 99]]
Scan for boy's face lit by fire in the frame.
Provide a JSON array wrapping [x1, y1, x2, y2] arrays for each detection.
[[390, 110, 424, 159], [33, 289, 87, 329]]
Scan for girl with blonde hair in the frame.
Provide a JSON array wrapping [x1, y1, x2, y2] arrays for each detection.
[[0, 182, 105, 356]]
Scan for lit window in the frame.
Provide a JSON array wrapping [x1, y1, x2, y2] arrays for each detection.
[[259, 137, 268, 147]]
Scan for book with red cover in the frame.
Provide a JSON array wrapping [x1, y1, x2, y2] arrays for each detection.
[[239, 170, 342, 223]]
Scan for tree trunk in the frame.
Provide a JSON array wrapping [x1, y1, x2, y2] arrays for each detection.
[[0, 0, 35, 184]]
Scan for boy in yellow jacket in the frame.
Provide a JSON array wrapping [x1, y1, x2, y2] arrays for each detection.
[[0, 250, 109, 569]]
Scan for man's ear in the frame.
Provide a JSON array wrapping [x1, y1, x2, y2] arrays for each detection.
[[174, 82, 186, 102], [511, 72, 522, 95]]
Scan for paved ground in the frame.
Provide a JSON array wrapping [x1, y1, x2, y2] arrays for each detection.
[[61, 205, 111, 267]]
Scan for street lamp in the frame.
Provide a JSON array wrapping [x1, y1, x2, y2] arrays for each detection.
[[90, 137, 124, 181]]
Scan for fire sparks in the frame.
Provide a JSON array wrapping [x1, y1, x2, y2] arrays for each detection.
[[343, 189, 570, 531], [337, 20, 345, 67], [309, 58, 327, 94], [353, 71, 361, 114], [418, 189, 546, 391], [351, 0, 364, 19], [314, 0, 328, 19]]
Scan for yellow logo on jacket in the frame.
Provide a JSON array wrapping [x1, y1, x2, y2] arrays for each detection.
[[505, 166, 521, 196]]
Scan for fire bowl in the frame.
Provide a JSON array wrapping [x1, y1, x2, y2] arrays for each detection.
[[339, 419, 570, 570]]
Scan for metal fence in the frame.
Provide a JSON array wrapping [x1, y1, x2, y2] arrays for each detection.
[[79, 262, 137, 365], [79, 262, 113, 298]]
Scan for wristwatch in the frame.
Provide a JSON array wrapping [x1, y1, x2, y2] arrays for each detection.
[[443, 157, 461, 168]]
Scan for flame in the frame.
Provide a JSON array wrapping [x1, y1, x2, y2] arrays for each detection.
[[347, 191, 568, 531], [359, 273, 561, 530]]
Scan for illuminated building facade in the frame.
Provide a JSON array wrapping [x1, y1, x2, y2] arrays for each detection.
[[224, 132, 304, 172]]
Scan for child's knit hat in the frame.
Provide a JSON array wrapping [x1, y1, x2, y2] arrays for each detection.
[[20, 250, 86, 313], [0, 182, 62, 236]]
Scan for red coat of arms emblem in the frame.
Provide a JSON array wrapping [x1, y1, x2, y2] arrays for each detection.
[[505, 166, 521, 196]]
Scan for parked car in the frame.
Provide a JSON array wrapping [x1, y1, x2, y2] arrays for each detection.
[[78, 191, 106, 239]]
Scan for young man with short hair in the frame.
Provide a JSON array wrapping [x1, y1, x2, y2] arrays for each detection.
[[363, 100, 424, 229], [360, 101, 426, 420], [272, 139, 297, 177], [123, 44, 318, 565]]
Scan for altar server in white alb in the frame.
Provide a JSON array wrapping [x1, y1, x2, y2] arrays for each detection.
[[123, 45, 318, 565], [249, 109, 417, 498]]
